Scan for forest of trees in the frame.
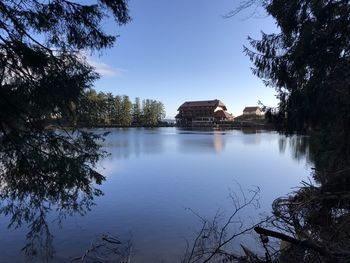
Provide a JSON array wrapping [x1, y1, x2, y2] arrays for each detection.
[[62, 89, 166, 127]]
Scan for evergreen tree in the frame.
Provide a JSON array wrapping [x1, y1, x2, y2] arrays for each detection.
[[245, 0, 350, 136], [120, 95, 133, 126], [106, 92, 116, 124], [242, 2, 350, 261], [97, 92, 108, 124], [156, 101, 166, 122], [141, 99, 166, 126], [132, 97, 142, 125], [0, 1, 130, 258], [114, 95, 123, 125], [84, 89, 100, 125], [0, 0, 131, 175]]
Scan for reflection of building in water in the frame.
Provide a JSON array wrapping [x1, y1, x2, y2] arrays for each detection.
[[240, 129, 262, 145], [177, 132, 226, 153], [242, 134, 262, 145], [241, 128, 263, 134], [213, 133, 223, 153]]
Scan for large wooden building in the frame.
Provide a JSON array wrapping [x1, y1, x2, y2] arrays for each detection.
[[175, 100, 234, 126]]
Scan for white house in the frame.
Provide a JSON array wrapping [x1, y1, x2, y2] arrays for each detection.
[[243, 106, 264, 116]]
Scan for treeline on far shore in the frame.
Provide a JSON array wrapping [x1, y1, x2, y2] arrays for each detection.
[[52, 89, 166, 127]]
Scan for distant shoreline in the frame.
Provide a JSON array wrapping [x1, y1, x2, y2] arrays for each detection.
[[46, 121, 272, 130]]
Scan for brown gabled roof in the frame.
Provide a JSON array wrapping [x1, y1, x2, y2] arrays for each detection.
[[243, 106, 260, 112], [178, 100, 227, 110]]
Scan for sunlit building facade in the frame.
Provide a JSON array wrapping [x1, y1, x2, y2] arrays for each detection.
[[242, 106, 264, 116], [175, 99, 234, 126]]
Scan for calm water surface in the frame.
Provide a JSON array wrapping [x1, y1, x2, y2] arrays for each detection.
[[0, 128, 312, 262]]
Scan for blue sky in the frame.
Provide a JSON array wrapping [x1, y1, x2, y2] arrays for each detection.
[[90, 0, 280, 118]]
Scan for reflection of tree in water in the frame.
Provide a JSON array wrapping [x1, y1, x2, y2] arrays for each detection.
[[271, 133, 350, 262], [103, 129, 165, 159], [0, 130, 106, 261], [278, 135, 311, 163], [183, 133, 350, 262], [178, 133, 226, 154]]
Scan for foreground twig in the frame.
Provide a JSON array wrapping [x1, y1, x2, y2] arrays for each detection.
[[254, 226, 350, 258], [71, 233, 132, 263]]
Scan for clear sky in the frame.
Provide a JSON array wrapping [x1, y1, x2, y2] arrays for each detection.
[[90, 0, 280, 118]]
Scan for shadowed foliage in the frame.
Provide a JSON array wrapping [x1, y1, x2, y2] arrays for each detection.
[[245, 0, 350, 138], [0, 0, 130, 260], [241, 1, 350, 262]]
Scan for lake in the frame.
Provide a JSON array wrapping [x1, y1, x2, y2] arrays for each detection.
[[0, 128, 312, 262]]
